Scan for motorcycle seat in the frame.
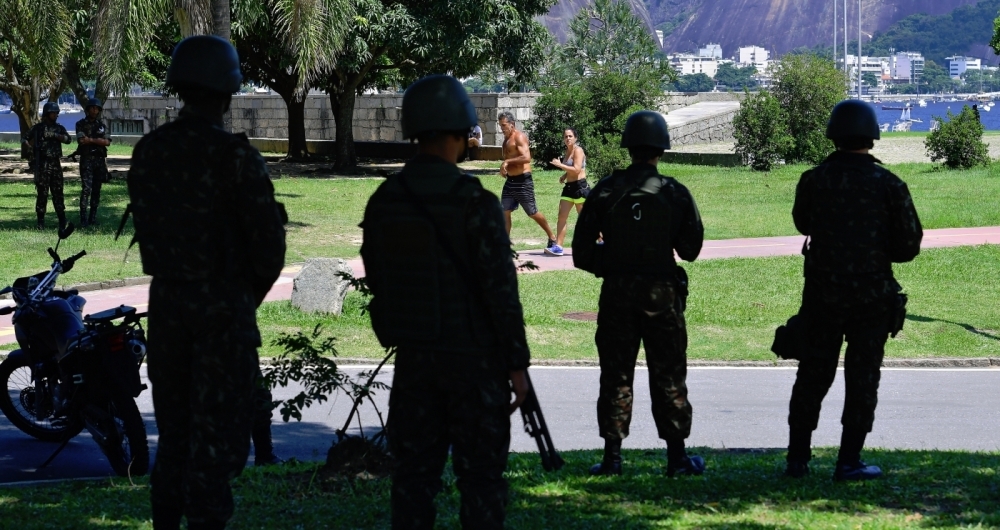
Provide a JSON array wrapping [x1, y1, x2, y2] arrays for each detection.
[[85, 305, 136, 324]]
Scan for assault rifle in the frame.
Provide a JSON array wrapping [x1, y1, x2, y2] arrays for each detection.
[[519, 371, 564, 471]]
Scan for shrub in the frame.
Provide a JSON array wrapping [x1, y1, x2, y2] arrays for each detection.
[[771, 54, 847, 164], [925, 105, 990, 169], [732, 90, 794, 171], [529, 84, 595, 167]]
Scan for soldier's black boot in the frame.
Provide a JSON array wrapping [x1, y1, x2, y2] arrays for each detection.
[[785, 427, 812, 478], [589, 438, 622, 476], [87, 207, 98, 226], [252, 421, 283, 466], [79, 206, 89, 228], [187, 519, 226, 530], [666, 438, 705, 477], [833, 427, 882, 481], [35, 213, 44, 230], [56, 210, 67, 232]]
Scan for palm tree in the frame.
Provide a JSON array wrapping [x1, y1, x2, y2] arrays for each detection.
[[0, 0, 74, 157], [94, 0, 351, 158]]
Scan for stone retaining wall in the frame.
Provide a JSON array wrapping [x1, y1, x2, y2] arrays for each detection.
[[667, 106, 740, 147], [98, 91, 737, 147]]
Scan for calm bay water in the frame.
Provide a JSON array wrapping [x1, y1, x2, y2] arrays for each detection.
[[0, 112, 88, 134]]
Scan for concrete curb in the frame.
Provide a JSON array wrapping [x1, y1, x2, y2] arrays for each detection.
[[2, 352, 999, 370], [0, 276, 151, 300]]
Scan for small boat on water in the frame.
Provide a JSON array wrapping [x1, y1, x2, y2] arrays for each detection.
[[918, 99, 927, 107], [882, 104, 909, 110]]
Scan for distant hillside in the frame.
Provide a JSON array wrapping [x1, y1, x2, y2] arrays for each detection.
[[538, 0, 656, 43], [865, 0, 1000, 66], [540, 0, 985, 58]]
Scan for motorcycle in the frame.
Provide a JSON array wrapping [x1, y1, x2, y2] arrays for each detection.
[[0, 224, 150, 477]]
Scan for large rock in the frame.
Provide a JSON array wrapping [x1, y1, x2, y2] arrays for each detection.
[[291, 258, 354, 314]]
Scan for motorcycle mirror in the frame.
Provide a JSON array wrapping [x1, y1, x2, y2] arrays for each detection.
[[58, 223, 75, 241]]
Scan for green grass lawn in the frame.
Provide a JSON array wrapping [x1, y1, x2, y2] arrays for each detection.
[[257, 245, 1000, 361], [3, 448, 999, 529], [2, 160, 999, 285], [0, 141, 134, 157]]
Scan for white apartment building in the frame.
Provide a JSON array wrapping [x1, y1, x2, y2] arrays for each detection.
[[669, 54, 722, 78], [889, 52, 924, 84], [946, 56, 981, 79], [845, 55, 891, 87], [737, 46, 769, 69], [699, 43, 722, 59]]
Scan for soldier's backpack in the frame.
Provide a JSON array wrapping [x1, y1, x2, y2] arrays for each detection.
[[599, 171, 677, 275]]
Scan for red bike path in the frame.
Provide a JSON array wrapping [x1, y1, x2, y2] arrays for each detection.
[[2, 226, 999, 343]]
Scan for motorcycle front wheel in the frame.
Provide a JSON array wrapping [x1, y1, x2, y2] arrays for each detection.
[[91, 394, 149, 477], [0, 356, 83, 442]]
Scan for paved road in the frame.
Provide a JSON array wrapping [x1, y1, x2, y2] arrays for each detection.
[[4, 366, 1000, 485]]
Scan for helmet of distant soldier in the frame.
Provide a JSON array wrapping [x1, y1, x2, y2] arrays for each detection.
[[42, 102, 60, 115], [165, 35, 243, 94], [85, 98, 103, 111], [401, 75, 477, 140], [620, 110, 671, 150], [826, 99, 880, 140]]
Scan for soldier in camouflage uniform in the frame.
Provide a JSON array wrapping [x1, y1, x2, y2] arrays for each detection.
[[785, 100, 923, 481], [360, 75, 530, 530], [573, 111, 706, 477], [126, 36, 286, 529], [26, 101, 71, 230], [75, 98, 111, 227]]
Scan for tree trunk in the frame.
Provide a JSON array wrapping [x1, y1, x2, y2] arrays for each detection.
[[211, 0, 230, 41], [174, 0, 212, 37], [330, 86, 358, 169], [284, 94, 309, 160], [63, 58, 90, 106], [9, 84, 41, 159]]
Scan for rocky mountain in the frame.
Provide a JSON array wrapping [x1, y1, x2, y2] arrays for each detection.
[[542, 0, 984, 57]]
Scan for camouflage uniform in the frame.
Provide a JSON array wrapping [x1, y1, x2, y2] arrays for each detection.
[[75, 116, 111, 224], [788, 151, 922, 436], [361, 155, 530, 530], [127, 107, 286, 525], [27, 121, 69, 226], [573, 163, 704, 442]]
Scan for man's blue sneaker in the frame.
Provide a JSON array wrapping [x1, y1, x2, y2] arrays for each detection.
[[544, 244, 564, 256]]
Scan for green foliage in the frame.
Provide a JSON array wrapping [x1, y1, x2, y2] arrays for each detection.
[[671, 73, 715, 92], [863, 0, 1000, 66], [530, 0, 669, 179], [714, 63, 757, 91], [925, 105, 991, 169], [862, 72, 879, 87], [771, 54, 846, 164], [921, 60, 958, 94], [732, 90, 794, 171]]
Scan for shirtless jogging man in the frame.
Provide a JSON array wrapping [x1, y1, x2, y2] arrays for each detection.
[[499, 111, 557, 250]]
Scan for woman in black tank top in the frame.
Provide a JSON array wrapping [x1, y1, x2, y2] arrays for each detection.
[[546, 128, 589, 256]]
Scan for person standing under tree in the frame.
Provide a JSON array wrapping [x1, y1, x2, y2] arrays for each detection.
[[545, 127, 588, 256], [127, 36, 286, 529], [75, 98, 111, 227], [362, 75, 531, 530], [498, 111, 557, 250], [784, 100, 922, 481], [573, 110, 706, 478], [26, 102, 71, 230]]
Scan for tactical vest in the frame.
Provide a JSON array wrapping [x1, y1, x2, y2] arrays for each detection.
[[599, 170, 677, 276], [364, 169, 498, 352], [127, 119, 242, 281]]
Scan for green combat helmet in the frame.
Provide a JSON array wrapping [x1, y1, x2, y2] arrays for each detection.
[[826, 99, 880, 140], [620, 110, 671, 150], [401, 74, 477, 139], [165, 35, 243, 94], [85, 98, 103, 111], [42, 102, 60, 115]]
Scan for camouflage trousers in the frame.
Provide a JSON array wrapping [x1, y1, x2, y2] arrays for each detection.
[[387, 349, 510, 530], [78, 156, 107, 222], [34, 158, 65, 220], [147, 279, 260, 525], [788, 297, 891, 433], [595, 275, 692, 441]]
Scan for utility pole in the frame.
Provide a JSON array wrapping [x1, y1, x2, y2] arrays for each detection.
[[858, 0, 862, 99], [834, 0, 838, 64], [844, 0, 848, 78]]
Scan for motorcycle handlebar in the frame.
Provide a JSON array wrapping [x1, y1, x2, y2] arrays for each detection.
[[47, 247, 59, 262], [62, 250, 87, 273]]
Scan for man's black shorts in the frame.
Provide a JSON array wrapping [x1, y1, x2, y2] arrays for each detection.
[[501, 173, 539, 215]]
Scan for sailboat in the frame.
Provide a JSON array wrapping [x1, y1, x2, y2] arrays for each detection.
[[918, 99, 927, 107]]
